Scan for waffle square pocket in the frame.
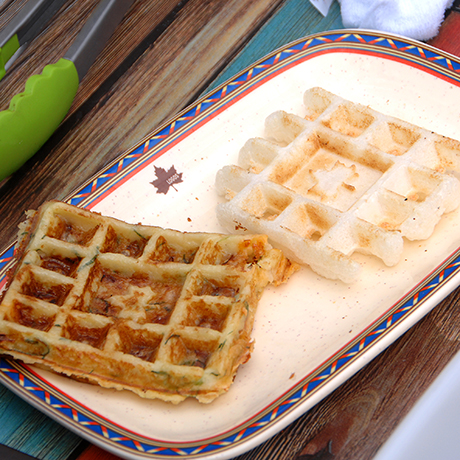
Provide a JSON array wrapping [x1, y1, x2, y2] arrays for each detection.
[[0, 201, 297, 403], [215, 87, 460, 283]]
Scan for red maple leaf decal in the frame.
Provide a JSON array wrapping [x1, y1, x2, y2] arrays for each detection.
[[151, 165, 183, 194]]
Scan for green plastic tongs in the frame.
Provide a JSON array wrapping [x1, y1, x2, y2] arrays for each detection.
[[0, 0, 133, 181]]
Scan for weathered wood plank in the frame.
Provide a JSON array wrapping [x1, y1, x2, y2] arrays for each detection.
[[1, 1, 175, 107], [207, 0, 344, 93], [0, 386, 82, 459], [0, 0, 284, 244]]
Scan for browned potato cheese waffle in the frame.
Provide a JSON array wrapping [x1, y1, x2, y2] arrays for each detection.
[[216, 87, 460, 283], [0, 201, 297, 403]]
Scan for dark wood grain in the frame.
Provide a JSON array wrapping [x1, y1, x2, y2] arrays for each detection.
[[0, 0, 284, 245], [0, 0, 187, 111]]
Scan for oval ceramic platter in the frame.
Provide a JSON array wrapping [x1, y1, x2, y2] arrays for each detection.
[[1, 29, 460, 460]]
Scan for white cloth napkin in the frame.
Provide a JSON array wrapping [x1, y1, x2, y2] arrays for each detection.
[[338, 0, 454, 40]]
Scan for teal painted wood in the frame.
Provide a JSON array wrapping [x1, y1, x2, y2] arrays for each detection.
[[205, 0, 344, 92], [0, 386, 82, 460]]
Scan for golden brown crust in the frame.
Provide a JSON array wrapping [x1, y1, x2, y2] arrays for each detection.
[[0, 201, 297, 403]]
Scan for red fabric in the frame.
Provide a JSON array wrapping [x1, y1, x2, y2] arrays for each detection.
[[429, 11, 460, 57]]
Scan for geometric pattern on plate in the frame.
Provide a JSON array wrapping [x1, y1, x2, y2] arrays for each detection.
[[216, 87, 460, 283], [0, 201, 297, 404]]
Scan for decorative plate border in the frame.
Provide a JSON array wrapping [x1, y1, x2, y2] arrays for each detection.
[[1, 30, 460, 459]]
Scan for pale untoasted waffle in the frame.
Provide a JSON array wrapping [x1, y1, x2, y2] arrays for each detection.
[[216, 87, 460, 283], [0, 201, 297, 403]]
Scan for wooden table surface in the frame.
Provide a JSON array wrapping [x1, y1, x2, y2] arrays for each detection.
[[0, 1, 460, 459]]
